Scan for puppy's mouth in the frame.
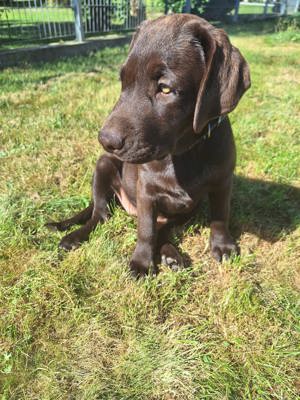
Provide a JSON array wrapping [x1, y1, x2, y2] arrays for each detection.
[[115, 145, 167, 164]]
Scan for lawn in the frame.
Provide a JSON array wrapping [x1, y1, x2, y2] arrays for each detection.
[[0, 20, 300, 399], [239, 4, 265, 14], [0, 7, 74, 23]]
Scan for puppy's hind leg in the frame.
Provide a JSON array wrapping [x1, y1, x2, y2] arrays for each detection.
[[209, 178, 239, 261], [46, 203, 94, 232], [58, 155, 122, 251]]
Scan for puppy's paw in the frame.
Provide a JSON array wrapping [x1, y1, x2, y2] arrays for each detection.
[[59, 232, 83, 251], [129, 259, 157, 279], [210, 235, 239, 262], [45, 221, 70, 232], [160, 243, 184, 272]]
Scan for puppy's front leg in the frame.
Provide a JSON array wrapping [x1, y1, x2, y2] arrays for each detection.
[[130, 179, 157, 277], [209, 178, 239, 262]]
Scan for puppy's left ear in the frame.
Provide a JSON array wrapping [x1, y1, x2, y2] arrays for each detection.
[[192, 22, 251, 133]]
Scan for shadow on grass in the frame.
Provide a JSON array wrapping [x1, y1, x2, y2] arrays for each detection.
[[230, 176, 300, 243], [175, 175, 299, 249], [164, 175, 299, 264]]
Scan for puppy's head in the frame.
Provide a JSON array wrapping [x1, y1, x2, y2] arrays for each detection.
[[99, 14, 250, 163]]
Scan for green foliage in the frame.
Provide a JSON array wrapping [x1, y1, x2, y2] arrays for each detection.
[[162, 0, 235, 17], [272, 15, 300, 42]]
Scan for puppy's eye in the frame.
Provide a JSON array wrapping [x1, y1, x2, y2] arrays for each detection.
[[159, 84, 172, 94]]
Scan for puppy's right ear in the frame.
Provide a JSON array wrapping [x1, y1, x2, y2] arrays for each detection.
[[188, 19, 251, 134]]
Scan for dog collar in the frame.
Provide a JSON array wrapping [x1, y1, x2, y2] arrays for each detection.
[[204, 115, 226, 139], [186, 115, 226, 152]]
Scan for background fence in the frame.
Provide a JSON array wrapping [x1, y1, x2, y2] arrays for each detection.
[[0, 0, 299, 47], [0, 0, 145, 45]]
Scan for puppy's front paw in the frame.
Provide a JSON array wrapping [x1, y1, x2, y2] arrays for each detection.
[[45, 221, 70, 232], [59, 236, 80, 251], [59, 231, 87, 251], [210, 234, 239, 262], [129, 259, 157, 279]]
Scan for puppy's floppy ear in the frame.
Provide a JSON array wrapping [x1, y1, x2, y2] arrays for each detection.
[[191, 21, 251, 133]]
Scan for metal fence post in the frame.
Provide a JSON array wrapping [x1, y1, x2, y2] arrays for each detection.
[[263, 0, 270, 16], [233, 0, 240, 22], [164, 0, 169, 15], [184, 0, 191, 13], [73, 0, 85, 42], [281, 0, 288, 15]]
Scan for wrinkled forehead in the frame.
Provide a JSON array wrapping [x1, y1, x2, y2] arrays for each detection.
[[123, 16, 204, 81], [134, 17, 185, 51]]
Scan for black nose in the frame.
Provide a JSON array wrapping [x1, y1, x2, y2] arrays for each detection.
[[99, 130, 124, 153]]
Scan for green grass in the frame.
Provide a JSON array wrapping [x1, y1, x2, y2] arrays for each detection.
[[238, 4, 278, 15], [239, 4, 265, 15], [0, 7, 73, 23], [1, 21, 300, 399]]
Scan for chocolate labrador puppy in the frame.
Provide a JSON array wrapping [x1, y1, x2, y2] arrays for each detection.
[[47, 14, 250, 276]]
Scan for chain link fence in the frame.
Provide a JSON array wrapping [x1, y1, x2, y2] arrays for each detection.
[[0, 0, 299, 46]]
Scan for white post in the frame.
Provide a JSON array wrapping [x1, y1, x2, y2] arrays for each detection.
[[73, 0, 85, 42], [294, 0, 300, 13]]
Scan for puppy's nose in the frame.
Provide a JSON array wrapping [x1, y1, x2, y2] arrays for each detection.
[[99, 130, 124, 153]]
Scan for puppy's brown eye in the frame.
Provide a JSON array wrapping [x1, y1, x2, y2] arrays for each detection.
[[159, 84, 172, 94]]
